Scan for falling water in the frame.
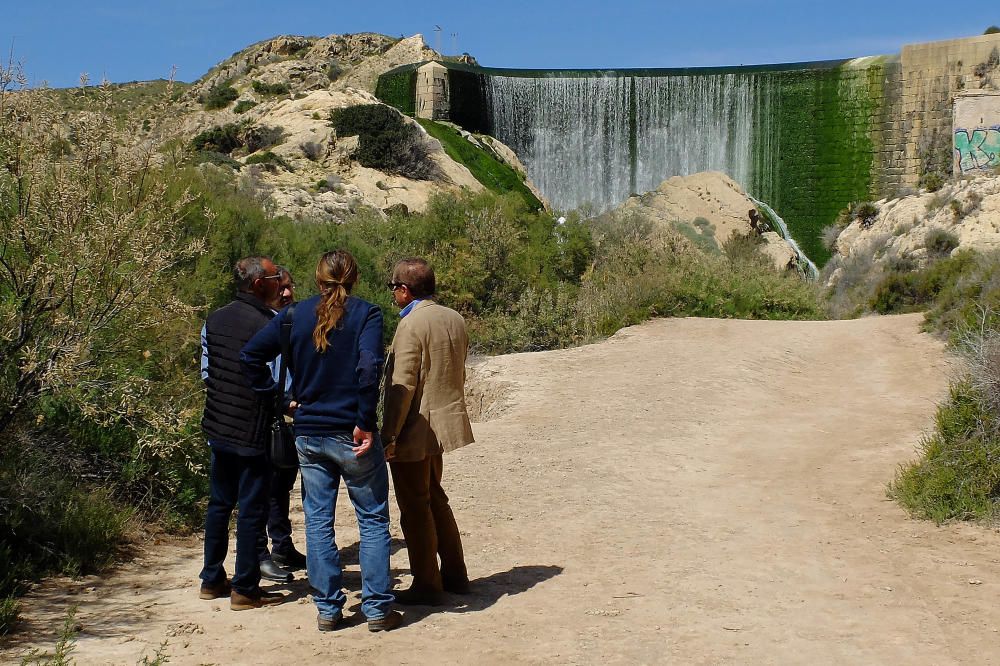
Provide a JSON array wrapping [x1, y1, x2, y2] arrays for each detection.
[[750, 196, 819, 279], [485, 72, 776, 213]]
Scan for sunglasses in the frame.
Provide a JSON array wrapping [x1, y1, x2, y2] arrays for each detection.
[[386, 282, 408, 292]]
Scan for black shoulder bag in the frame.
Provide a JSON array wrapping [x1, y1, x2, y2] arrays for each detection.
[[268, 303, 299, 469]]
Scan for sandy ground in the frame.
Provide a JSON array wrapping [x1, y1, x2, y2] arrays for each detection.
[[5, 313, 1000, 665]]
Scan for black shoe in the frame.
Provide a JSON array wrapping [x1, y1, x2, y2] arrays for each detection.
[[272, 548, 307, 570], [393, 586, 445, 606], [368, 610, 403, 632], [259, 559, 293, 583], [442, 578, 471, 595]]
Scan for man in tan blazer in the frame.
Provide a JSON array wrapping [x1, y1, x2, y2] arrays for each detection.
[[381, 258, 475, 605]]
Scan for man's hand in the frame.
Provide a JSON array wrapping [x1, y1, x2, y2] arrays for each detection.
[[384, 441, 397, 462], [285, 400, 299, 417], [353, 426, 373, 457]]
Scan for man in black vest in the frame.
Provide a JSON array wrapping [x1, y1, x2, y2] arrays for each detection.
[[199, 256, 286, 610]]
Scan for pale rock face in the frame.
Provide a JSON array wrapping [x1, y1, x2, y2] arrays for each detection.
[[618, 171, 801, 272], [224, 89, 483, 220], [827, 175, 1000, 287], [331, 35, 438, 93]]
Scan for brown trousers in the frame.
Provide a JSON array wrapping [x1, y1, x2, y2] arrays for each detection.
[[389, 454, 468, 591]]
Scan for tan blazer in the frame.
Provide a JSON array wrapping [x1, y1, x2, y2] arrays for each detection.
[[381, 300, 475, 463]]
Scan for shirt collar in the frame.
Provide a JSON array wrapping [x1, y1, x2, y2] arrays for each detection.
[[399, 298, 423, 318]]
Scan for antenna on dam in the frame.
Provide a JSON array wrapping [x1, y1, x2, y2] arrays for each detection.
[[434, 25, 442, 55]]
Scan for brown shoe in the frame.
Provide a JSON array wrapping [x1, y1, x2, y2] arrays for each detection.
[[230, 588, 284, 611], [199, 579, 231, 600], [368, 610, 403, 632], [317, 611, 343, 632], [393, 586, 444, 606]]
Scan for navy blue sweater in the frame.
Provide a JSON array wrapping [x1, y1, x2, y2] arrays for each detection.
[[241, 295, 384, 436]]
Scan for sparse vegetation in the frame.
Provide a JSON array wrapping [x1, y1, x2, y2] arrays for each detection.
[[330, 104, 440, 180], [300, 140, 323, 161], [251, 80, 290, 96], [919, 170, 945, 192], [245, 150, 291, 172], [189, 121, 284, 157], [201, 82, 238, 110], [233, 99, 257, 114]]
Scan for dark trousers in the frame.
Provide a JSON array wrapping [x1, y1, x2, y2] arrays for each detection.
[[389, 454, 468, 592], [257, 465, 299, 560], [200, 447, 270, 595]]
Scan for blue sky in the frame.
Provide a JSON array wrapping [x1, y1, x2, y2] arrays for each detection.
[[2, 1, 997, 88]]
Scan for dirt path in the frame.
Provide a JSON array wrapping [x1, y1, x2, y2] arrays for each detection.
[[5, 313, 1000, 665]]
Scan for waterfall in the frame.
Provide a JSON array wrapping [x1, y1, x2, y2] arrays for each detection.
[[750, 196, 819, 279], [485, 72, 776, 213]]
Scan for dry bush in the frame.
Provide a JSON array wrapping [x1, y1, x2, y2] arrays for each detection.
[[0, 60, 202, 452]]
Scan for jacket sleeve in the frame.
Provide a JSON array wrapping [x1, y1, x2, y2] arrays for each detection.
[[355, 304, 384, 433], [380, 318, 421, 444], [241, 311, 283, 394]]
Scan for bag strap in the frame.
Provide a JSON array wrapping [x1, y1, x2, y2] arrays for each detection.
[[275, 302, 297, 413]]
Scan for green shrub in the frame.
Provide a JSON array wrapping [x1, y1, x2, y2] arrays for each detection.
[[671, 219, 719, 254], [920, 171, 945, 192], [855, 201, 879, 229], [331, 104, 439, 180], [986, 26, 1000, 35], [190, 123, 242, 154], [890, 379, 1000, 522], [251, 80, 290, 96], [189, 122, 283, 156], [327, 62, 344, 82], [870, 250, 974, 314], [191, 150, 241, 169], [233, 99, 257, 114], [202, 83, 238, 110], [926, 228, 959, 255], [245, 150, 291, 172]]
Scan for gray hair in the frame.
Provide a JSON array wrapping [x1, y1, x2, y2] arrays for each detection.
[[234, 256, 272, 292]]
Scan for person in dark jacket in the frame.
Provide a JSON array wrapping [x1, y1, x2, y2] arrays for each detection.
[[198, 256, 286, 611], [256, 266, 307, 582], [242, 250, 402, 633]]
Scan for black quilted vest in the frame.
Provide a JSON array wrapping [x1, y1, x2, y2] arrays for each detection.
[[201, 293, 275, 449]]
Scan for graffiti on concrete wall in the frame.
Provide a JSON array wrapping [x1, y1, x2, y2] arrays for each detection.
[[955, 127, 1000, 173]]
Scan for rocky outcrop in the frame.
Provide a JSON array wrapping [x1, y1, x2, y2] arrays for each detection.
[[616, 171, 803, 272], [826, 175, 1000, 286], [149, 32, 528, 220]]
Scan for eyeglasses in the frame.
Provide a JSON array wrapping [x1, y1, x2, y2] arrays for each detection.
[[386, 282, 408, 292], [261, 273, 281, 282]]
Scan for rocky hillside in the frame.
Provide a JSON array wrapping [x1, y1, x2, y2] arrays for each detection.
[[616, 171, 807, 273], [144, 33, 540, 221], [825, 174, 1000, 287]]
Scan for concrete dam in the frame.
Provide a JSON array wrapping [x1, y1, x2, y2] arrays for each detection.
[[377, 34, 1000, 264]]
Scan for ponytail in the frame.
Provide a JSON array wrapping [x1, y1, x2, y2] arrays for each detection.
[[312, 250, 358, 352]]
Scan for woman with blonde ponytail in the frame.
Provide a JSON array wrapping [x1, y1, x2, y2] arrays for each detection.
[[313, 250, 359, 352], [242, 250, 402, 632]]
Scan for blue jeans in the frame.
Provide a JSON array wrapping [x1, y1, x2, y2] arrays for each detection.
[[200, 447, 270, 595], [296, 433, 393, 619]]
